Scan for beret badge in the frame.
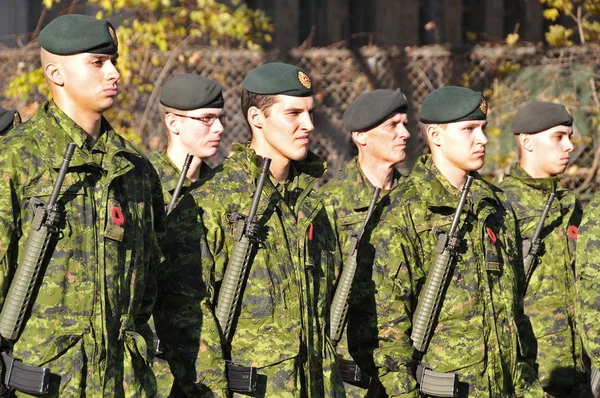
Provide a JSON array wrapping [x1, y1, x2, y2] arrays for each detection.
[[479, 97, 488, 115], [108, 24, 118, 47], [298, 71, 311, 89]]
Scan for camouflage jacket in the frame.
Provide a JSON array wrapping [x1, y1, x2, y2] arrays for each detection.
[[155, 144, 343, 397], [575, 191, 600, 375], [372, 155, 542, 397], [500, 163, 584, 389], [0, 101, 165, 396], [147, 150, 202, 211], [319, 157, 401, 376]]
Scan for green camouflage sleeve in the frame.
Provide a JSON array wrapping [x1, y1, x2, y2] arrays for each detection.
[[371, 223, 419, 397], [154, 193, 228, 398], [576, 193, 600, 371]]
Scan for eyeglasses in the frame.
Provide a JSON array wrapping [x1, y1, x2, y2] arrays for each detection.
[[169, 113, 228, 126]]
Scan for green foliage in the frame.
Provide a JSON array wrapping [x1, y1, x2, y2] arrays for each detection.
[[8, 0, 274, 150], [539, 0, 600, 45]]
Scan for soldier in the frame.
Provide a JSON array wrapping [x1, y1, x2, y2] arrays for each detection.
[[371, 86, 543, 397], [149, 73, 225, 207], [0, 106, 21, 136], [155, 62, 344, 397], [0, 14, 164, 396], [148, 75, 225, 396], [500, 101, 587, 397], [319, 89, 410, 396]]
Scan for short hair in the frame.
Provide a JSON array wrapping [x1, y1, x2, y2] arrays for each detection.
[[419, 122, 447, 143], [240, 89, 278, 122]]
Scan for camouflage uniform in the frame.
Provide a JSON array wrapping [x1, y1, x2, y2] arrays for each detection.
[[319, 157, 401, 396], [147, 150, 207, 397], [575, 191, 600, 390], [0, 101, 164, 396], [155, 144, 344, 397], [148, 150, 192, 210], [500, 163, 586, 396], [372, 155, 542, 397]]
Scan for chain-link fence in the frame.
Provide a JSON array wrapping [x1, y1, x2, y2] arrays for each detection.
[[2, 43, 600, 191]]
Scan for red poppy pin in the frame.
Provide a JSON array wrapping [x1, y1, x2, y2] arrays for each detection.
[[486, 227, 497, 244], [568, 225, 578, 240], [308, 222, 314, 241], [112, 206, 125, 226]]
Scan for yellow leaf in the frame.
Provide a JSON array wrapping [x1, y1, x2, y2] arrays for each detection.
[[506, 33, 519, 47], [543, 8, 560, 21]]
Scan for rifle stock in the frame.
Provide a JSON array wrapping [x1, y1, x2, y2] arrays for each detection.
[[214, 157, 271, 341], [330, 187, 381, 346], [411, 175, 473, 352]]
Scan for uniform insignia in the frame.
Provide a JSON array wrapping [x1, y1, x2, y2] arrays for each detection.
[[568, 225, 578, 240], [298, 71, 311, 89], [486, 227, 497, 243], [112, 206, 125, 226], [108, 24, 118, 47], [479, 97, 488, 115]]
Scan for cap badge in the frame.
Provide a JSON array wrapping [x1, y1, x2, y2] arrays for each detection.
[[479, 97, 488, 115], [298, 71, 311, 89], [108, 24, 118, 47]]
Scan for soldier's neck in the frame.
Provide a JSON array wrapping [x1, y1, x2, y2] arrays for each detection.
[[358, 153, 396, 190], [519, 158, 552, 179], [431, 153, 469, 190], [249, 139, 291, 184], [167, 147, 203, 182], [53, 98, 103, 140]]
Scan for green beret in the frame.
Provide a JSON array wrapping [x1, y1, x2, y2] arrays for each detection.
[[343, 89, 408, 132], [160, 74, 224, 110], [511, 101, 573, 134], [242, 62, 313, 97], [420, 86, 487, 124], [39, 14, 118, 55], [0, 107, 20, 136]]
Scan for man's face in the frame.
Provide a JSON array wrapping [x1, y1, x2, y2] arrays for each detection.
[[524, 125, 574, 177], [433, 120, 488, 172], [60, 53, 120, 114], [360, 112, 410, 166], [260, 95, 315, 161], [173, 108, 225, 159]]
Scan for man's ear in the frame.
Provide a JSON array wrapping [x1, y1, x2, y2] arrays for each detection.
[[520, 133, 534, 152], [165, 113, 180, 135], [427, 124, 442, 147], [247, 106, 264, 129], [352, 131, 367, 146], [44, 62, 64, 86]]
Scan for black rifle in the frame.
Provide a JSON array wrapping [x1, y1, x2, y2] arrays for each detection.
[[0, 143, 76, 395], [523, 193, 555, 289]]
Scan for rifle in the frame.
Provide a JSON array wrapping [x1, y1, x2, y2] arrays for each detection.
[[330, 187, 381, 346], [0, 142, 76, 395], [214, 157, 271, 393], [410, 174, 473, 397], [167, 153, 193, 215], [523, 193, 555, 288]]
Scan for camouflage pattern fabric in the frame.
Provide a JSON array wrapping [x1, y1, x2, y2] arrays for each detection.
[[147, 150, 196, 211], [319, 157, 402, 397], [500, 163, 587, 396], [0, 101, 165, 396], [371, 155, 543, 397], [155, 143, 345, 397], [575, 189, 600, 392]]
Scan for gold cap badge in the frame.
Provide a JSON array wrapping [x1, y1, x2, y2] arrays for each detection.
[[108, 24, 118, 47], [298, 71, 311, 89], [479, 97, 488, 115]]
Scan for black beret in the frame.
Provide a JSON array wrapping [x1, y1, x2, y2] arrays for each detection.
[[242, 62, 313, 97], [343, 89, 408, 132], [39, 14, 118, 55], [511, 101, 573, 134], [0, 107, 20, 136], [160, 74, 224, 110], [420, 86, 487, 124]]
